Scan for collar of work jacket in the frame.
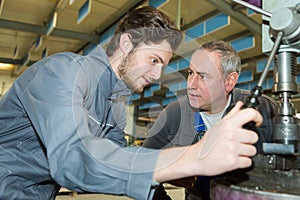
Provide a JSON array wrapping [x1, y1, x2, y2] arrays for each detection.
[[88, 45, 132, 99]]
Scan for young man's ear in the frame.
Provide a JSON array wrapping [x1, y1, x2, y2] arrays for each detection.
[[119, 33, 133, 54], [225, 72, 239, 92]]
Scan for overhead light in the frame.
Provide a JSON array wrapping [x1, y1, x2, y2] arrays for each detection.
[[69, 0, 76, 5], [0, 63, 13, 70], [46, 12, 58, 36], [77, 0, 91, 24]]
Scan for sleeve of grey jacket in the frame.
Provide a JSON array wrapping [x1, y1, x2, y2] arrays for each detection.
[[19, 55, 159, 200]]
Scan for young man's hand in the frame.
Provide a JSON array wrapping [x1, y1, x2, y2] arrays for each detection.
[[187, 101, 261, 176], [154, 101, 262, 183]]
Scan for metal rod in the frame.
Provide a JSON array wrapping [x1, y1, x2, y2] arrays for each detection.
[[258, 31, 283, 87], [0, 0, 5, 17], [232, 0, 272, 18], [176, 0, 182, 30]]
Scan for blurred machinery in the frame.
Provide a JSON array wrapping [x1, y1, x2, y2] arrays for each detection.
[[211, 0, 300, 199]]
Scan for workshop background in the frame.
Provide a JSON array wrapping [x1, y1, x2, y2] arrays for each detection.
[[0, 0, 300, 199]]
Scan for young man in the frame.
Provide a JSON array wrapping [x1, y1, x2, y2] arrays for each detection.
[[143, 40, 278, 200], [0, 8, 262, 200]]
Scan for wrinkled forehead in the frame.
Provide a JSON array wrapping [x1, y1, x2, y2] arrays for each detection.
[[136, 40, 173, 52], [135, 40, 173, 63], [190, 49, 222, 74]]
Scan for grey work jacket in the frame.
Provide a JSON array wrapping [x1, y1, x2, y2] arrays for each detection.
[[0, 45, 159, 199]]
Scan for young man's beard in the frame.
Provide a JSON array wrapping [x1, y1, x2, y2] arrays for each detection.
[[118, 50, 143, 93]]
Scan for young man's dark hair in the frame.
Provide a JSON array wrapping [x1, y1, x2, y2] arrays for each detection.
[[106, 6, 182, 57]]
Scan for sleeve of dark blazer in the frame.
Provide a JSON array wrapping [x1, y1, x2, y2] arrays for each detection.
[[143, 101, 181, 149]]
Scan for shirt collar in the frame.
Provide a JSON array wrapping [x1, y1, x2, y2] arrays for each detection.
[[89, 45, 132, 100]]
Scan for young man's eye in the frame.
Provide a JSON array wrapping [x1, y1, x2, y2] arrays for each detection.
[[151, 58, 159, 64]]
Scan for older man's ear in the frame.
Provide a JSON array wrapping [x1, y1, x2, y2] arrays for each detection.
[[225, 72, 239, 92]]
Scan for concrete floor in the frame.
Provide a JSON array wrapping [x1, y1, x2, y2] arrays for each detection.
[[56, 184, 185, 200]]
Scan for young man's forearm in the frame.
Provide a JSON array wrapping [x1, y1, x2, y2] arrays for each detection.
[[153, 102, 261, 183]]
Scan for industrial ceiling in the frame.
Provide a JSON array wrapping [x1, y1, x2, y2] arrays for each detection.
[[0, 0, 299, 112], [0, 0, 146, 75], [0, 0, 264, 74]]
